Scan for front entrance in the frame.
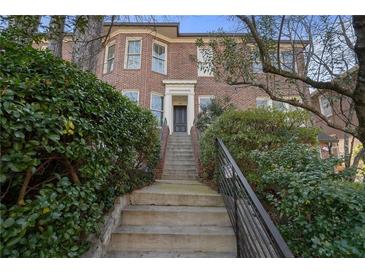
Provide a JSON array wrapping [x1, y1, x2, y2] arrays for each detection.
[[174, 106, 187, 132]]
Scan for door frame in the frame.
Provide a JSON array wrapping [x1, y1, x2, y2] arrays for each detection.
[[162, 80, 196, 135], [173, 105, 188, 132]]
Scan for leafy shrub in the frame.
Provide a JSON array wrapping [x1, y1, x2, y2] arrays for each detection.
[[252, 143, 365, 257], [0, 37, 160, 257], [199, 107, 364, 257], [200, 108, 318, 181]]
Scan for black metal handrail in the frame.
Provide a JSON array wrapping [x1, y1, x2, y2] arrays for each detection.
[[216, 138, 294, 258]]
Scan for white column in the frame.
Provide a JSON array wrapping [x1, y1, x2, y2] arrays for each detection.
[[187, 93, 195, 135], [164, 94, 173, 134]]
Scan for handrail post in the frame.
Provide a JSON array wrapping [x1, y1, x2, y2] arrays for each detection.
[[234, 189, 240, 257]]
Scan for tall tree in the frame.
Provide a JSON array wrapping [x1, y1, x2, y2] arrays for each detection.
[[72, 16, 104, 73], [201, 15, 365, 164], [47, 16, 66, 57], [5, 15, 41, 45]]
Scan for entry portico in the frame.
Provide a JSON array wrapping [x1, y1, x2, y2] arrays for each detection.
[[163, 80, 197, 135]]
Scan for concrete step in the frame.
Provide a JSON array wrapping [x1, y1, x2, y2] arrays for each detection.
[[163, 167, 197, 172], [105, 251, 236, 258], [162, 171, 198, 176], [165, 154, 195, 159], [169, 135, 190, 139], [161, 175, 198, 180], [164, 166, 196, 171], [164, 162, 196, 166], [167, 146, 193, 149], [122, 205, 231, 226], [130, 183, 223, 206], [166, 150, 194, 154], [155, 179, 201, 185], [131, 193, 220, 206], [165, 160, 195, 164], [165, 155, 195, 159], [167, 144, 193, 147], [108, 225, 236, 253], [168, 139, 192, 143], [167, 142, 192, 145]]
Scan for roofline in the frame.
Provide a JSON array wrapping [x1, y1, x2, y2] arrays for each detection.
[[103, 22, 309, 44]]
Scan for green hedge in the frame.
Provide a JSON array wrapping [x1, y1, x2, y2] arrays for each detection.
[[200, 108, 318, 181], [0, 37, 160, 257], [253, 143, 365, 257], [199, 108, 364, 257]]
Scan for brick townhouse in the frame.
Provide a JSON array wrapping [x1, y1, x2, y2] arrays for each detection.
[[55, 22, 306, 135], [311, 88, 361, 159]]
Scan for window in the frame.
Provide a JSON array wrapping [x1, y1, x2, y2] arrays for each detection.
[[104, 44, 115, 74], [319, 96, 333, 117], [151, 93, 164, 126], [272, 100, 287, 112], [281, 51, 295, 72], [152, 41, 167, 74], [199, 96, 214, 112], [252, 58, 263, 73], [256, 97, 299, 112], [122, 90, 139, 104], [197, 47, 213, 77], [124, 38, 141, 69], [269, 52, 279, 68], [256, 98, 271, 108]]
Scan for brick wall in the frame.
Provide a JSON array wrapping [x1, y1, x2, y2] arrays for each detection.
[[58, 31, 304, 117]]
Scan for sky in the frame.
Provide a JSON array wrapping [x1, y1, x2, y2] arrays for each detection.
[[171, 16, 241, 33], [30, 15, 242, 34]]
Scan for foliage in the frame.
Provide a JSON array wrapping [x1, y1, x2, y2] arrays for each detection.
[[199, 108, 318, 181], [194, 96, 234, 132], [252, 143, 365, 257], [199, 107, 364, 257], [0, 37, 160, 257], [0, 16, 44, 46]]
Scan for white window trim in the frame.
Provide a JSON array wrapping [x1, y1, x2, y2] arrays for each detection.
[[197, 46, 214, 77], [103, 41, 116, 74], [268, 51, 297, 73], [319, 96, 333, 117], [124, 37, 142, 70], [122, 89, 140, 105], [151, 40, 168, 75], [251, 50, 263, 74], [256, 96, 301, 111], [198, 95, 215, 112], [256, 97, 272, 107], [150, 92, 164, 127], [280, 51, 297, 73]]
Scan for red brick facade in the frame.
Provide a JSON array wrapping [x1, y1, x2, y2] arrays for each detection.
[[53, 24, 307, 134], [58, 25, 305, 116]]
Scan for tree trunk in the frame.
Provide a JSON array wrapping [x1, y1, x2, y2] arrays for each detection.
[[72, 16, 104, 73], [353, 16, 365, 147], [344, 133, 350, 167], [47, 16, 66, 58]]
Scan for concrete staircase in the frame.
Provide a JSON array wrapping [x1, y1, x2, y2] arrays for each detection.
[[161, 133, 198, 180], [105, 133, 236, 258]]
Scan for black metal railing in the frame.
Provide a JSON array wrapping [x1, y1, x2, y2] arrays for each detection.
[[216, 138, 294, 258]]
